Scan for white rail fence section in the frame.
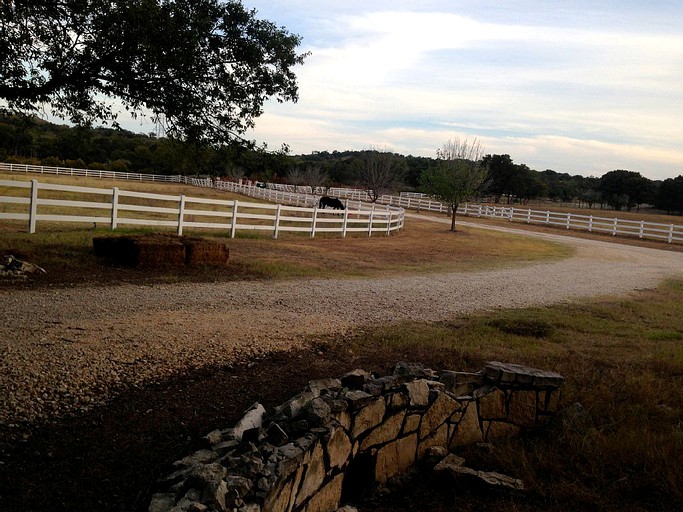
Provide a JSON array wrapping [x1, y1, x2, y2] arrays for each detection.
[[0, 161, 189, 183], [456, 204, 683, 244], [0, 179, 405, 238], [1, 162, 681, 243]]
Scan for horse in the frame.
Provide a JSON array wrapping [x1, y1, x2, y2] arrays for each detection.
[[318, 196, 345, 210]]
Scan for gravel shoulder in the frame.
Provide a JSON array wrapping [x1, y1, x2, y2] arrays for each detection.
[[1, 219, 682, 429]]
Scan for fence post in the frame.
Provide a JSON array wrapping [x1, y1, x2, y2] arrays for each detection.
[[639, 220, 644, 239], [177, 195, 186, 235], [230, 200, 239, 238], [527, 209, 531, 223], [28, 179, 38, 233], [342, 206, 349, 238], [311, 205, 318, 238], [588, 215, 593, 232], [386, 206, 391, 235], [368, 205, 375, 237], [545, 211, 550, 224], [274, 204, 281, 239], [478, 205, 482, 217], [612, 218, 618, 236], [111, 187, 119, 230], [566, 212, 571, 229], [668, 224, 674, 243]]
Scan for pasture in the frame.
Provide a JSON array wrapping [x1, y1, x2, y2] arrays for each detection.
[[0, 171, 572, 286]]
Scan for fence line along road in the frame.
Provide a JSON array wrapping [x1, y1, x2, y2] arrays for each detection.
[[0, 179, 405, 238], [328, 187, 683, 245], [1, 162, 681, 244]]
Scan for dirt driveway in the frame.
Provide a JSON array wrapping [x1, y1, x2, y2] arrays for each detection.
[[1, 218, 682, 428]]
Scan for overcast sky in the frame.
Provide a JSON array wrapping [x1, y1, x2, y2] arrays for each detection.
[[230, 0, 683, 180]]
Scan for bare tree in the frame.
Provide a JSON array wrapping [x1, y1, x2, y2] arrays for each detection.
[[286, 167, 306, 192], [358, 149, 406, 203], [225, 165, 246, 182], [420, 137, 489, 231], [304, 165, 328, 194]]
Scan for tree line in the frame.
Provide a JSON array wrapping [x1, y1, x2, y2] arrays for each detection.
[[1, 114, 682, 216]]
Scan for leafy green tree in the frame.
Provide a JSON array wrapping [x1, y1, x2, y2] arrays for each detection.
[[420, 137, 488, 231], [482, 154, 516, 203], [654, 176, 683, 214], [599, 170, 653, 211], [0, 0, 307, 146], [510, 164, 548, 203]]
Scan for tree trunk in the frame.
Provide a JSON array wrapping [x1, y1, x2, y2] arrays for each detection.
[[450, 204, 458, 231]]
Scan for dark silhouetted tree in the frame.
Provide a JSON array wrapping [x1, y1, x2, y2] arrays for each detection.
[[0, 0, 307, 146]]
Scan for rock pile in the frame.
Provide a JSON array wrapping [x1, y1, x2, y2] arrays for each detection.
[[0, 254, 46, 278], [149, 361, 564, 512]]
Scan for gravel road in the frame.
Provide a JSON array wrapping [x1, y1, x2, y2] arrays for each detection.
[[1, 218, 682, 428]]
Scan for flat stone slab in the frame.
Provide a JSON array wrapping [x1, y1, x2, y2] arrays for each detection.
[[484, 361, 564, 388]]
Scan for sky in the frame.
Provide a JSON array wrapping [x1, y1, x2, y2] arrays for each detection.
[[220, 0, 683, 181]]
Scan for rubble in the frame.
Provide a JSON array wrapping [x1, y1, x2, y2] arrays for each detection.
[[0, 254, 46, 277]]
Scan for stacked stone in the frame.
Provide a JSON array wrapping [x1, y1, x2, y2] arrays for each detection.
[[149, 361, 563, 512]]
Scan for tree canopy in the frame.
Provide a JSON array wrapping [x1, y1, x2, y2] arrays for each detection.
[[0, 0, 307, 146]]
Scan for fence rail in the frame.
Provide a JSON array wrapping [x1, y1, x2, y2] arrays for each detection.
[[0, 179, 405, 238]]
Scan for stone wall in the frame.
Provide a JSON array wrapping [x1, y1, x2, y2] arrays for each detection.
[[149, 361, 563, 512]]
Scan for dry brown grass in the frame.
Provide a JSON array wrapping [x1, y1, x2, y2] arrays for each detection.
[[414, 211, 683, 253], [222, 219, 573, 279]]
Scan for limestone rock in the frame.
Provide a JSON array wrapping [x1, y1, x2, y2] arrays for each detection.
[[484, 361, 563, 388], [300, 397, 331, 428], [148, 493, 177, 512], [341, 369, 372, 389], [392, 362, 437, 381], [234, 403, 266, 442]]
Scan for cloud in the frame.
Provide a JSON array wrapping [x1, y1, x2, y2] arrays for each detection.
[[243, 7, 683, 179]]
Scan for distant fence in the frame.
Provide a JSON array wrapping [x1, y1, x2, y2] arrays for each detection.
[[0, 179, 405, 238], [0, 161, 188, 183], [326, 188, 683, 244], [457, 204, 683, 244], [1, 162, 680, 243]]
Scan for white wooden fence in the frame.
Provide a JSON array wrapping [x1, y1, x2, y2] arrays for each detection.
[[455, 204, 683, 244], [327, 188, 682, 245], [0, 179, 405, 238], [0, 161, 188, 183], [1, 162, 680, 243]]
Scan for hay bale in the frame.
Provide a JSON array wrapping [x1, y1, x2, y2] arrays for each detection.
[[184, 238, 229, 266], [134, 235, 185, 268], [93, 234, 229, 268]]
